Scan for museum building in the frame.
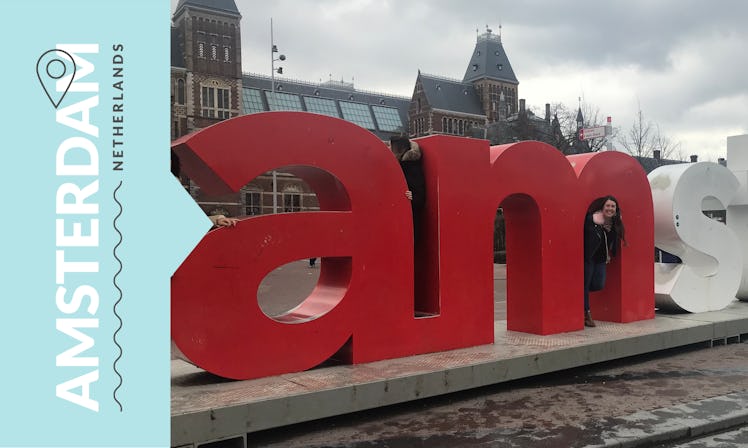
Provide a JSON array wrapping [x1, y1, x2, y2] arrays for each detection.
[[170, 0, 575, 218]]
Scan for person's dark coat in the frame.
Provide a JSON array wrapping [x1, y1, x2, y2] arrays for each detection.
[[583, 212, 618, 263], [397, 141, 425, 212]]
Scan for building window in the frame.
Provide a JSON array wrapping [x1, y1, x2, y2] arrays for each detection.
[[201, 86, 231, 119], [283, 192, 301, 212], [242, 88, 265, 114], [266, 91, 303, 111], [244, 190, 261, 215], [372, 106, 403, 132], [339, 101, 376, 130], [176, 79, 185, 105], [304, 96, 339, 117], [210, 45, 218, 61], [223, 46, 231, 62], [197, 42, 205, 58]]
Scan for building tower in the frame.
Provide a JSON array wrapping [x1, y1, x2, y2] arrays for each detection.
[[463, 26, 519, 123], [171, 0, 242, 139]]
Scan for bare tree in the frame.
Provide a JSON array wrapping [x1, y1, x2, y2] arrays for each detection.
[[618, 107, 654, 157], [618, 106, 683, 160], [651, 124, 683, 160], [551, 101, 612, 153]]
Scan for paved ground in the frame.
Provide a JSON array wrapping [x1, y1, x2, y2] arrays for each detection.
[[659, 426, 748, 447], [247, 342, 748, 447]]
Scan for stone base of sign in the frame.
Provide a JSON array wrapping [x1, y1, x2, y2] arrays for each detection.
[[171, 300, 748, 448]]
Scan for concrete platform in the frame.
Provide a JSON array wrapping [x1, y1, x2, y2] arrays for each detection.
[[171, 299, 748, 447]]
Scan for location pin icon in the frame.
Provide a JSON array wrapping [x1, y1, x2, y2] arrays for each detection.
[[36, 49, 77, 109]]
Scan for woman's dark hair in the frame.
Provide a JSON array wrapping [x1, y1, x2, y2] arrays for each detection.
[[588, 195, 626, 243], [389, 135, 410, 153]]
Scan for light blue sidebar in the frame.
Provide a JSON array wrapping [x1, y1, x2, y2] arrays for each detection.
[[0, 1, 208, 446]]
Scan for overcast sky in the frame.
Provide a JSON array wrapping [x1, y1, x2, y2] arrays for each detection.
[[172, 0, 748, 161]]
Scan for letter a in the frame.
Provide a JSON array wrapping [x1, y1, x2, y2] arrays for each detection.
[[56, 370, 99, 411]]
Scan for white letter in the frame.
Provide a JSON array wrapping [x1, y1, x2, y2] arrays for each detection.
[[56, 96, 99, 137], [649, 162, 742, 312], [56, 318, 98, 366], [56, 180, 99, 215], [56, 218, 99, 247], [56, 370, 99, 412], [726, 134, 748, 300], [56, 44, 99, 93], [56, 250, 98, 284], [56, 285, 99, 315], [56, 137, 99, 176]]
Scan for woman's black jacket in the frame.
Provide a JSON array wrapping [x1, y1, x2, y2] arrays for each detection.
[[583, 213, 618, 263]]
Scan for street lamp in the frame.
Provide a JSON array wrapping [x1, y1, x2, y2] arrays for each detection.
[[270, 17, 286, 214], [270, 18, 286, 99], [271, 44, 285, 94]]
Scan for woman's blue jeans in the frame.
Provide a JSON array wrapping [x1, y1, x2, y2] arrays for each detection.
[[583, 260, 607, 313]]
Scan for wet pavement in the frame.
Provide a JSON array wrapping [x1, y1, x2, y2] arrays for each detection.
[[246, 340, 748, 447], [659, 426, 748, 447]]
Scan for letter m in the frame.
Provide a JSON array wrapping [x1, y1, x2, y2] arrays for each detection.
[[56, 318, 98, 367], [56, 44, 99, 93]]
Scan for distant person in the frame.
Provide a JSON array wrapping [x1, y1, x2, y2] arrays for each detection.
[[583, 195, 625, 327], [171, 150, 238, 228], [389, 136, 425, 243], [309, 258, 317, 268]]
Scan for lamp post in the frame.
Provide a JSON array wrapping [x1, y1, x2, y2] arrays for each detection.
[[270, 17, 285, 214], [270, 18, 285, 96]]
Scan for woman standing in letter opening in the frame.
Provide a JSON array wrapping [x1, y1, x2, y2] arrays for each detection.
[[389, 136, 425, 243], [583, 195, 625, 327]]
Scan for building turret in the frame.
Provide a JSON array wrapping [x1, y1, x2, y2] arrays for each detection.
[[463, 26, 519, 122], [171, 0, 242, 136]]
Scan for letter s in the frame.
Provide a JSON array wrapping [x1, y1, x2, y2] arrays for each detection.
[[649, 162, 742, 312]]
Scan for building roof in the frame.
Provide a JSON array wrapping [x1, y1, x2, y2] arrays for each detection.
[[419, 73, 485, 117], [462, 29, 518, 85], [635, 155, 684, 174], [242, 73, 411, 139], [175, 0, 240, 16]]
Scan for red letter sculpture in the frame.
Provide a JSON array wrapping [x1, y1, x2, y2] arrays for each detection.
[[172, 113, 655, 380]]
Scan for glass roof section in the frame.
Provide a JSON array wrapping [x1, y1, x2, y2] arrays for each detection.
[[304, 96, 340, 118], [267, 91, 303, 111], [339, 101, 375, 130], [372, 105, 403, 132], [242, 88, 264, 114]]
